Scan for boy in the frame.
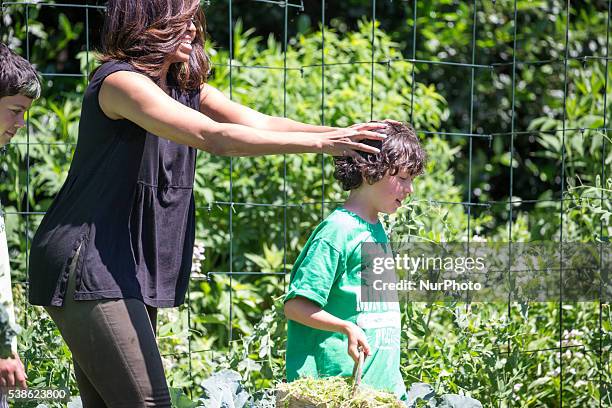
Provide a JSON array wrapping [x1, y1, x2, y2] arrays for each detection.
[[0, 42, 41, 396], [284, 120, 426, 400], [0, 43, 40, 147]]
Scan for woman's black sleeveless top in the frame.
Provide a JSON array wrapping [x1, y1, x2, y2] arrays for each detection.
[[29, 60, 198, 308]]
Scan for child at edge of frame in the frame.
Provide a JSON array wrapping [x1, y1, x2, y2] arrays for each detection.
[[0, 42, 41, 408], [283, 119, 426, 402]]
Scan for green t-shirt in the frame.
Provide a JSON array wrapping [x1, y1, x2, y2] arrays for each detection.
[[285, 207, 406, 399]]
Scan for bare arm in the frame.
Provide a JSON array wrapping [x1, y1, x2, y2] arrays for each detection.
[[0, 213, 26, 389], [99, 72, 383, 157], [284, 296, 370, 362], [200, 83, 337, 133]]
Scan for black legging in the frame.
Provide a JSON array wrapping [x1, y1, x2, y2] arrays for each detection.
[[44, 246, 171, 408]]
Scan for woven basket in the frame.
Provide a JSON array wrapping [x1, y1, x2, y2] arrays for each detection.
[[275, 351, 364, 408]]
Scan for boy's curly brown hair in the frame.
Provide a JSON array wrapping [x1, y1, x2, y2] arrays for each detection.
[[333, 120, 426, 191]]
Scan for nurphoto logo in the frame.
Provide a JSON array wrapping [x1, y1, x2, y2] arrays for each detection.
[[361, 242, 611, 303]]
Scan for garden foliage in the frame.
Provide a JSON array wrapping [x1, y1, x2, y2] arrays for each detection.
[[0, 1, 610, 407]]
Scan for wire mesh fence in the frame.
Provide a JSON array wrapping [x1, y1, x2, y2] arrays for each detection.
[[1, 0, 611, 406]]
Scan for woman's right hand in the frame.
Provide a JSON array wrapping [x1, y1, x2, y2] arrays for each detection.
[[319, 123, 387, 158], [343, 322, 371, 363]]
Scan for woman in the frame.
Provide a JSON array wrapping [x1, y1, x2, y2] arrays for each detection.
[[28, 0, 386, 406]]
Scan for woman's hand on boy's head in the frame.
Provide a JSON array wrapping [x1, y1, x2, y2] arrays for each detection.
[[349, 122, 388, 132], [349, 119, 402, 129], [381, 119, 403, 126], [319, 127, 385, 158], [342, 322, 371, 363]]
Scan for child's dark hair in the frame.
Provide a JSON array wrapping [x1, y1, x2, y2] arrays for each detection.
[[333, 120, 426, 191], [0, 43, 41, 99]]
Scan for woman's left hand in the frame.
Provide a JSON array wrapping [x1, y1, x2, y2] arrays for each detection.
[[349, 122, 389, 132]]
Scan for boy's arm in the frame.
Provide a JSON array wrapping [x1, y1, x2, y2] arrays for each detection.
[[0, 210, 27, 389], [284, 296, 371, 363]]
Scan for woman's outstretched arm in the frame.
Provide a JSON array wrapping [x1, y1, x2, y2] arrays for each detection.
[[199, 83, 338, 133], [99, 71, 384, 157]]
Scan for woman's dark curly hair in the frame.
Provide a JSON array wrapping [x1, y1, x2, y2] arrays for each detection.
[[333, 120, 426, 191]]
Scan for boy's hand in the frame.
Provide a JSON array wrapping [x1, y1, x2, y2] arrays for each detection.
[[284, 297, 371, 363], [343, 322, 371, 363], [0, 352, 27, 389]]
